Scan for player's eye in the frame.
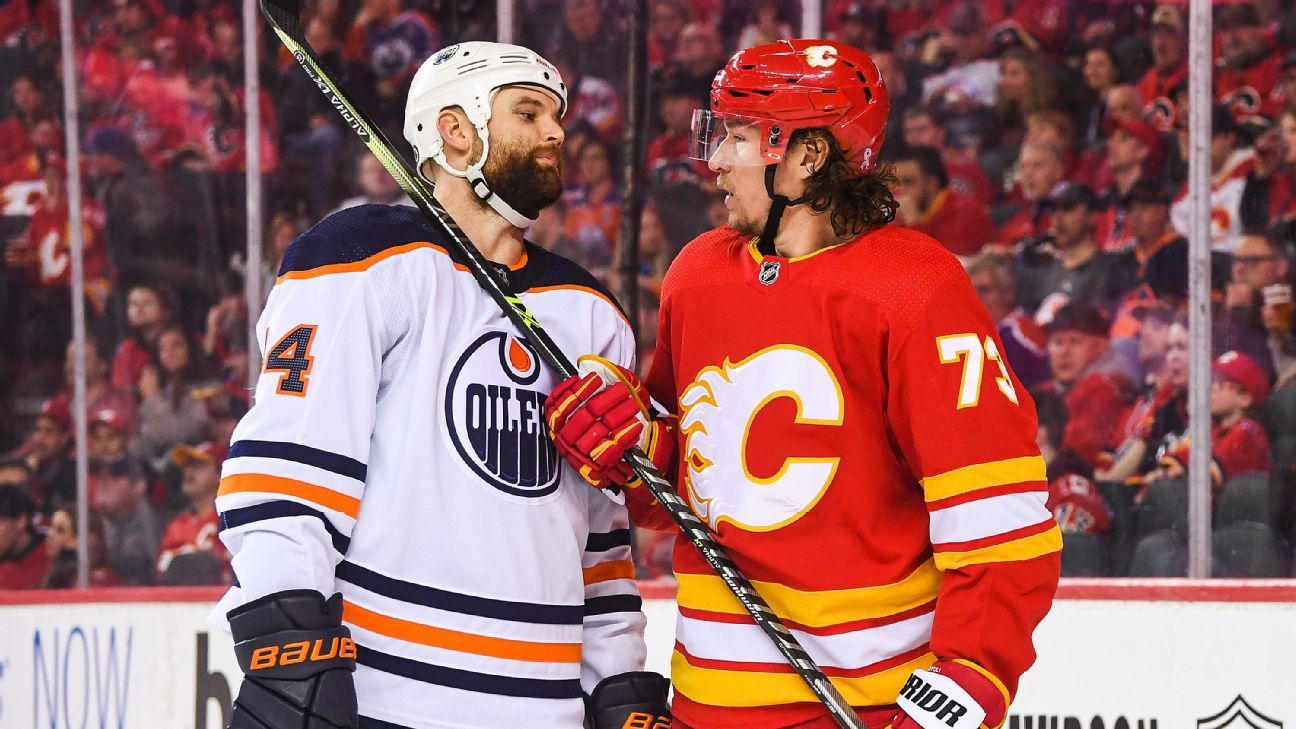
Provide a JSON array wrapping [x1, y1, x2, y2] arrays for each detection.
[[517, 111, 537, 121]]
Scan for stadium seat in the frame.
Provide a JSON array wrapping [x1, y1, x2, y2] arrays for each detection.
[[162, 552, 226, 586], [1060, 532, 1108, 576], [1127, 529, 1187, 577], [1212, 523, 1287, 578], [1215, 473, 1273, 528], [1096, 480, 1137, 576], [1132, 477, 1189, 540], [1264, 385, 1296, 469]]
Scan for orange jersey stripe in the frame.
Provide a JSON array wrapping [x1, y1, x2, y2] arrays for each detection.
[[526, 285, 632, 331], [583, 559, 636, 584], [276, 242, 451, 282], [218, 473, 361, 519], [344, 602, 581, 663]]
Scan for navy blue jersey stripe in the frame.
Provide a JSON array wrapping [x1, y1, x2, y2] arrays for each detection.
[[357, 644, 583, 700], [584, 528, 631, 553], [229, 440, 367, 482], [583, 594, 643, 616], [220, 501, 351, 555], [336, 561, 583, 625]]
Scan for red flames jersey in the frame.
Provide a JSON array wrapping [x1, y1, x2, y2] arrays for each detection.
[[629, 225, 1062, 727]]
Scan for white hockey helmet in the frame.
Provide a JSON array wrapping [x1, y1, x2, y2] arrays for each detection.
[[404, 41, 568, 228]]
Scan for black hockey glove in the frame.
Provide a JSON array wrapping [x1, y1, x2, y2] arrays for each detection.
[[227, 590, 359, 729], [586, 671, 672, 729]]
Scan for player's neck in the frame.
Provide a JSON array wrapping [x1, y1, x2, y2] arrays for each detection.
[[770, 205, 852, 258], [433, 179, 527, 266]]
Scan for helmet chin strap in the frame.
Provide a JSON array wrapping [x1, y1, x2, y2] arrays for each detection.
[[425, 125, 537, 230], [756, 163, 806, 257]]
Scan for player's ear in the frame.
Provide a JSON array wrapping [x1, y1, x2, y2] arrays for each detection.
[[437, 107, 476, 156]]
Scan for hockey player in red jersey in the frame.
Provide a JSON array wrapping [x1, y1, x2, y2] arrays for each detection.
[[546, 40, 1062, 728]]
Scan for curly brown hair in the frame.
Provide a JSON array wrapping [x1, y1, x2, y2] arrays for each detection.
[[792, 128, 898, 238]]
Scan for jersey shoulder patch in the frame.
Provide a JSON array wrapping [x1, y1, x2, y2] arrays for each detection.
[[278, 203, 462, 276]]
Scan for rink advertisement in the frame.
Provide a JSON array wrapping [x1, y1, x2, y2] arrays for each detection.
[[0, 581, 1293, 728]]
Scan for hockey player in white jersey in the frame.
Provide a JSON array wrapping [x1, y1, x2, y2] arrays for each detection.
[[214, 42, 670, 729]]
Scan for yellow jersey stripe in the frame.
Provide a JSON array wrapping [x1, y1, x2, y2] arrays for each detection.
[[676, 559, 941, 628], [671, 649, 936, 707], [933, 525, 1062, 570], [921, 456, 1047, 503]]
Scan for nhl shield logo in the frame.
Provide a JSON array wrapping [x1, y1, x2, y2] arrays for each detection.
[[1198, 696, 1282, 729], [759, 260, 781, 285], [445, 331, 561, 499]]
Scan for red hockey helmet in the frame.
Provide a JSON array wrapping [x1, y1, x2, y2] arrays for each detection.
[[690, 40, 889, 171]]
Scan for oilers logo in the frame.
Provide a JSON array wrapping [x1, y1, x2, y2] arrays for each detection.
[[445, 331, 560, 498]]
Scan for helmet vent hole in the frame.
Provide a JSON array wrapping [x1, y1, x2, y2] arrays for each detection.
[[864, 87, 873, 103], [857, 72, 866, 83], [741, 64, 756, 70], [785, 78, 797, 83], [543, 71, 550, 79], [417, 123, 423, 131]]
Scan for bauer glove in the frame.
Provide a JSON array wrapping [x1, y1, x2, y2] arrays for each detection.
[[889, 661, 1006, 729], [586, 671, 672, 729], [545, 355, 675, 490], [227, 590, 358, 729]]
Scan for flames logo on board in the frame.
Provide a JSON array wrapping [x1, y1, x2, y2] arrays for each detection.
[[445, 331, 560, 499]]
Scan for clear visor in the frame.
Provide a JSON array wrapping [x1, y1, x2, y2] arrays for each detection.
[[689, 109, 786, 168]]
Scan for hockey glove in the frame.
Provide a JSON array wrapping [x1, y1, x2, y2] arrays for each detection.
[[546, 355, 674, 490], [227, 590, 359, 729], [889, 661, 1006, 729], [586, 671, 672, 729]]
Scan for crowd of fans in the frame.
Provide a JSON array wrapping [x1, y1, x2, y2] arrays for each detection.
[[3, 0, 1296, 589]]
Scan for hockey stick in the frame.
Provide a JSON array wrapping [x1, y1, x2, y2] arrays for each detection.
[[258, 3, 865, 727]]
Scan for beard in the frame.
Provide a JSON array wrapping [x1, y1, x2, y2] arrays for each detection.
[[480, 135, 564, 220]]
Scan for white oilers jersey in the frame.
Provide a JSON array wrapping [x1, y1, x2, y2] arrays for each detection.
[[212, 204, 645, 728]]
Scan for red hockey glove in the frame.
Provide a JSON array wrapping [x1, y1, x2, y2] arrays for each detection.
[[545, 355, 674, 489], [888, 661, 1006, 729]]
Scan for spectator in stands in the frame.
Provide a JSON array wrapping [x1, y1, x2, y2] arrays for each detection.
[[636, 204, 672, 300], [998, 141, 1066, 245], [662, 23, 725, 104], [83, 126, 179, 295], [736, 0, 794, 51], [645, 73, 696, 180], [899, 105, 995, 204], [136, 325, 214, 473], [994, 49, 1059, 151], [343, 0, 438, 126], [157, 441, 228, 583], [332, 154, 412, 213], [42, 506, 120, 588], [543, 0, 625, 87], [1099, 115, 1167, 252], [1214, 2, 1285, 117], [1171, 105, 1276, 254], [0, 484, 50, 589], [1080, 46, 1122, 147], [647, 0, 689, 69], [1222, 231, 1289, 377], [1096, 315, 1188, 484], [920, 3, 1000, 113], [1017, 183, 1136, 316], [112, 281, 179, 394], [893, 145, 995, 256], [1106, 84, 1146, 125], [61, 339, 136, 430], [93, 452, 161, 585], [1139, 5, 1187, 128], [1209, 351, 1273, 480], [1039, 303, 1139, 471], [551, 54, 625, 145], [88, 407, 132, 463], [563, 137, 621, 257], [967, 252, 1050, 388], [14, 398, 76, 515], [0, 74, 51, 180]]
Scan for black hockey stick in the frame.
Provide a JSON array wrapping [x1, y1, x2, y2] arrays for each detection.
[[258, 3, 865, 726]]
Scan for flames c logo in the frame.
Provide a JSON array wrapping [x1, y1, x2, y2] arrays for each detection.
[[804, 45, 839, 68], [445, 331, 560, 499], [679, 345, 843, 531]]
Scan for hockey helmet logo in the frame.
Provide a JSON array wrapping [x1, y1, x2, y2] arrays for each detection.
[[445, 331, 560, 499], [432, 44, 460, 65], [803, 45, 839, 68]]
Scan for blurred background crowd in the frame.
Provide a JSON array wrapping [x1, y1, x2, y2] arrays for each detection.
[[2, 0, 1296, 590]]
